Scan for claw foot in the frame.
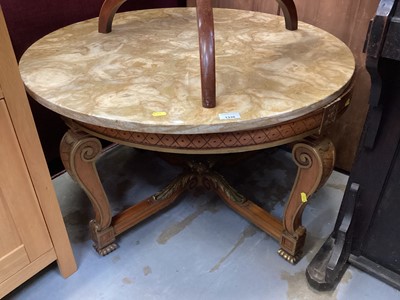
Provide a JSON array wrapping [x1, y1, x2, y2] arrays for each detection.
[[278, 248, 301, 264], [94, 243, 118, 256]]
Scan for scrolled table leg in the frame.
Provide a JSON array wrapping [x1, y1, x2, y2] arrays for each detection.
[[279, 137, 335, 264], [60, 129, 117, 255]]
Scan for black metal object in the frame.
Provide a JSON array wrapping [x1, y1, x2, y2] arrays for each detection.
[[306, 0, 400, 291], [306, 183, 359, 291]]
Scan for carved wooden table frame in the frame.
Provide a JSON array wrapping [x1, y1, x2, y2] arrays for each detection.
[[52, 0, 354, 264], [60, 81, 353, 264]]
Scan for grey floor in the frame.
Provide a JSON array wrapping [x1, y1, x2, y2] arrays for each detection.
[[5, 146, 400, 300]]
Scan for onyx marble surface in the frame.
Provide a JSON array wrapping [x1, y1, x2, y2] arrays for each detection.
[[19, 8, 355, 134]]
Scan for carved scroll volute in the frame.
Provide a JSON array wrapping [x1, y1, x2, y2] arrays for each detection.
[[284, 139, 335, 234], [60, 130, 112, 231]]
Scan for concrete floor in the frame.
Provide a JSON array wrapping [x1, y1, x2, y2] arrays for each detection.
[[4, 146, 400, 299]]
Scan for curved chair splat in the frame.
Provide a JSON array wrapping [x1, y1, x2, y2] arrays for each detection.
[[277, 0, 298, 30], [195, 0, 216, 108], [97, 0, 298, 108], [98, 0, 127, 33]]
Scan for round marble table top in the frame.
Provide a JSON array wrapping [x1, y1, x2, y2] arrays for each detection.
[[19, 8, 355, 134]]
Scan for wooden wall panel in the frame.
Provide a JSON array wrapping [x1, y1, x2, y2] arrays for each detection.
[[187, 0, 380, 171], [293, 0, 380, 171]]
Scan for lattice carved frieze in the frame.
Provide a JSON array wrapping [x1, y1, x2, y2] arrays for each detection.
[[76, 112, 323, 151]]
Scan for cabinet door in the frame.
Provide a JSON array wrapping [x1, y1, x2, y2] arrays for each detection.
[[0, 100, 53, 282]]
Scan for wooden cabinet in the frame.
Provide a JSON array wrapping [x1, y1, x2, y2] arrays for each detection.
[[0, 7, 76, 298]]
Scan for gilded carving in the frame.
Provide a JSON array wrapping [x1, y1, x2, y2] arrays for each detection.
[[202, 172, 247, 205], [152, 174, 197, 202]]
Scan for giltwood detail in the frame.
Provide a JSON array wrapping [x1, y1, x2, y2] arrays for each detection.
[[89, 222, 117, 256], [202, 171, 247, 205], [152, 173, 197, 202], [111, 172, 197, 236], [202, 162, 283, 241]]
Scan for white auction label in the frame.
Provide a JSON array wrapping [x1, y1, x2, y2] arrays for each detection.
[[218, 112, 241, 120]]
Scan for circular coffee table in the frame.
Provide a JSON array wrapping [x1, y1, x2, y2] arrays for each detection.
[[19, 7, 355, 263]]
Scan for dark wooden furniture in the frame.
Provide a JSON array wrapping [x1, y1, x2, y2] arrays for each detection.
[[306, 0, 400, 290]]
